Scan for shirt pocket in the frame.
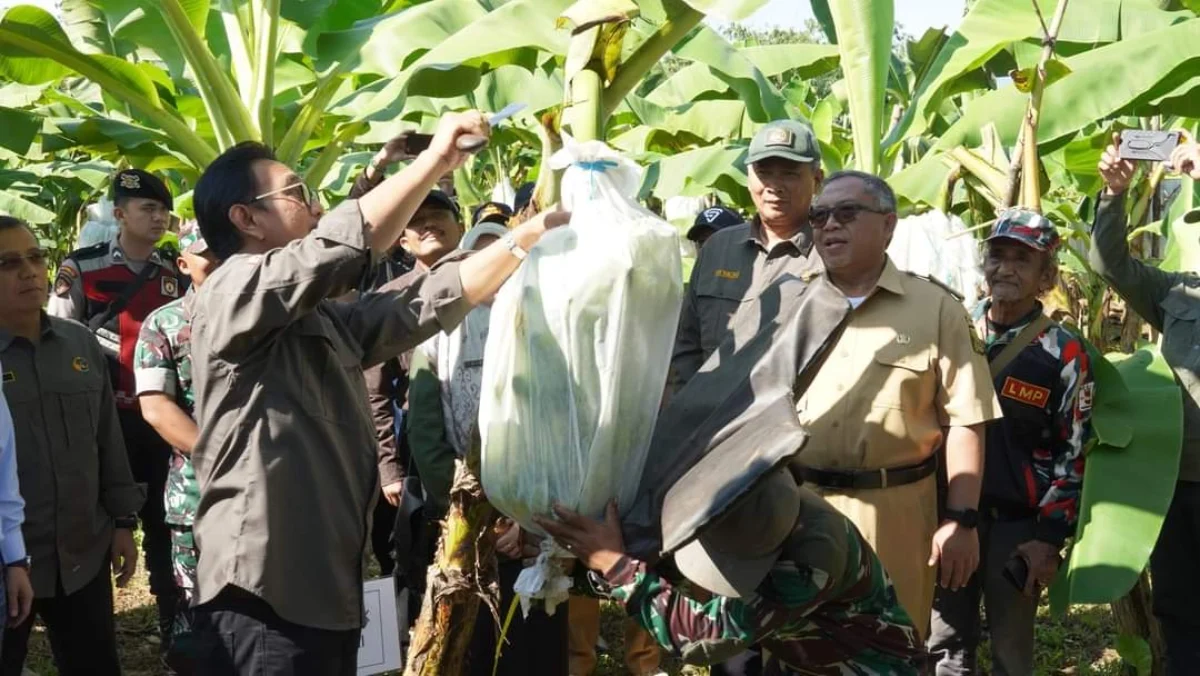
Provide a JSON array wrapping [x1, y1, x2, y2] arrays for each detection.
[[41, 369, 104, 502], [289, 313, 364, 421], [1161, 291, 1200, 371], [694, 277, 754, 354], [871, 342, 933, 410]]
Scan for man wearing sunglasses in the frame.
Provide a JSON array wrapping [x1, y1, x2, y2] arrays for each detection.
[[46, 168, 185, 647], [0, 216, 144, 675], [794, 171, 999, 640], [186, 112, 568, 675], [668, 120, 825, 396]]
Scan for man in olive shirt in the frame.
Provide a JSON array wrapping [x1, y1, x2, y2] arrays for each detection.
[[1092, 133, 1200, 674], [669, 120, 825, 392], [188, 113, 568, 675], [796, 171, 999, 638], [0, 216, 143, 675]]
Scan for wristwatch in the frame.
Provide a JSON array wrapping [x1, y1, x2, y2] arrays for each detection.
[[501, 232, 528, 261], [114, 515, 139, 530], [5, 556, 30, 570], [944, 508, 980, 529]]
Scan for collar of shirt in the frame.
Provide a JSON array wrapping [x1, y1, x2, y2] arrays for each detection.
[[0, 313, 58, 352], [744, 216, 814, 256], [972, 298, 1045, 348], [108, 236, 170, 268], [820, 257, 906, 306]]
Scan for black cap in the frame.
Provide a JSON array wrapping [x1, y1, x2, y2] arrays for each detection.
[[473, 201, 513, 226], [686, 206, 743, 241], [111, 169, 172, 210], [513, 182, 535, 214], [420, 190, 458, 214]]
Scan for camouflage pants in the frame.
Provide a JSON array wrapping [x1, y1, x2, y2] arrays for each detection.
[[171, 527, 198, 634]]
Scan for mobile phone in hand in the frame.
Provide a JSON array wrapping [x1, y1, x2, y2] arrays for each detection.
[[1119, 130, 1181, 162], [1003, 553, 1030, 591]]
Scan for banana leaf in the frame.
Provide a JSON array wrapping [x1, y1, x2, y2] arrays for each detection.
[[1049, 344, 1182, 613], [823, 0, 892, 172]]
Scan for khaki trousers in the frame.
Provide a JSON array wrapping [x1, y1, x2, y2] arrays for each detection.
[[817, 474, 938, 639], [568, 595, 661, 675]]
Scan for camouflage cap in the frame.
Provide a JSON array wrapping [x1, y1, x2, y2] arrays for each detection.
[[987, 207, 1060, 252], [745, 120, 821, 167], [178, 220, 208, 255]]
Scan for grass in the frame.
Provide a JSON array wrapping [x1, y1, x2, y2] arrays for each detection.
[[21, 570, 1125, 676]]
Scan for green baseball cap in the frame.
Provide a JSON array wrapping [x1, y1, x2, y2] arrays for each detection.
[[745, 120, 821, 166]]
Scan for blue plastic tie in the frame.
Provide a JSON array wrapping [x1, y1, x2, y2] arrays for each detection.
[[576, 159, 618, 196]]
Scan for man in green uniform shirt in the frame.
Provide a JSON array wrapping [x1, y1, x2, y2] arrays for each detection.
[[1091, 134, 1200, 674], [134, 221, 219, 671]]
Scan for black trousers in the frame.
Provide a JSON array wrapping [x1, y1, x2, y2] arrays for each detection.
[[192, 586, 360, 676], [118, 408, 175, 603], [1151, 480, 1200, 676], [0, 563, 121, 676], [466, 559, 569, 676]]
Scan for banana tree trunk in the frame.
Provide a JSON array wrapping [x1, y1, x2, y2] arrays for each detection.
[[1111, 573, 1167, 675], [404, 442, 500, 676]]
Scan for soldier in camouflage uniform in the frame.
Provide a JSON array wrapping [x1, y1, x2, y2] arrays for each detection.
[[537, 468, 928, 675], [133, 222, 217, 670]]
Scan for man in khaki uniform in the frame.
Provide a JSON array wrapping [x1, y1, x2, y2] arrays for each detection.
[[795, 170, 1000, 638]]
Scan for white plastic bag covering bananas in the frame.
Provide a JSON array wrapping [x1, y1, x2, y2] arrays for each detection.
[[887, 210, 984, 308], [479, 138, 683, 613]]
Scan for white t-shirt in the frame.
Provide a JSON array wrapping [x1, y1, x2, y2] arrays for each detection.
[[847, 295, 868, 309]]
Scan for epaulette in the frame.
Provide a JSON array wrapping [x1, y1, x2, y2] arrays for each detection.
[[66, 241, 109, 262], [156, 241, 180, 259], [904, 271, 965, 302]]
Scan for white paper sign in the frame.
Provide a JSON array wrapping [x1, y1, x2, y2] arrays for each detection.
[[357, 577, 403, 675]]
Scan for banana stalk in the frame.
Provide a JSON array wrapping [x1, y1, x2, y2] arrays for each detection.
[[1005, 0, 1071, 209], [404, 438, 501, 676]]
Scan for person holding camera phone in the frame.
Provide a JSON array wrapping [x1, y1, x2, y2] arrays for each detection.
[[1092, 132, 1200, 675], [927, 209, 1093, 676]]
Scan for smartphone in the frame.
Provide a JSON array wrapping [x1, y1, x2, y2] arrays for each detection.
[[1003, 553, 1030, 591], [1119, 129, 1181, 162], [404, 133, 432, 155]]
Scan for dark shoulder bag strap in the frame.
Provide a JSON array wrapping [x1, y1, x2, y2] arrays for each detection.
[[989, 314, 1053, 377], [87, 261, 160, 332]]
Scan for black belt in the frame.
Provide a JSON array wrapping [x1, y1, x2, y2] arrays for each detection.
[[798, 455, 937, 490]]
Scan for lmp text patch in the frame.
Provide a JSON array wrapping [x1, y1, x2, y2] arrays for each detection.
[[714, 269, 740, 280], [1002, 376, 1050, 408]]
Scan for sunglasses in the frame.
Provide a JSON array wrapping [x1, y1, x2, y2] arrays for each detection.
[[0, 249, 48, 272], [809, 203, 892, 227], [252, 182, 317, 210]]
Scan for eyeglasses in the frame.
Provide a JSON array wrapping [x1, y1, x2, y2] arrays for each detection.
[[0, 249, 48, 272], [809, 203, 892, 227], [252, 182, 317, 210]]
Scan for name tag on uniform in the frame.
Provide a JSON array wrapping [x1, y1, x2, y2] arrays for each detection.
[[714, 269, 740, 280], [1001, 376, 1050, 407]]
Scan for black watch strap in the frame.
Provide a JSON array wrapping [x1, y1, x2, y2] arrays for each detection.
[[5, 556, 30, 570], [114, 515, 139, 530], [944, 508, 980, 529]]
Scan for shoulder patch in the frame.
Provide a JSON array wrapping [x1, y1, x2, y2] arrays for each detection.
[[68, 241, 109, 261], [1001, 376, 1051, 408], [53, 267, 77, 297], [1078, 381, 1095, 412], [905, 271, 965, 301]]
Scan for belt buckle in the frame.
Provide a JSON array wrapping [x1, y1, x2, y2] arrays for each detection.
[[823, 469, 856, 490]]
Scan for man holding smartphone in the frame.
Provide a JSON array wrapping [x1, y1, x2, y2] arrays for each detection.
[[928, 209, 1093, 676], [1092, 132, 1200, 675]]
